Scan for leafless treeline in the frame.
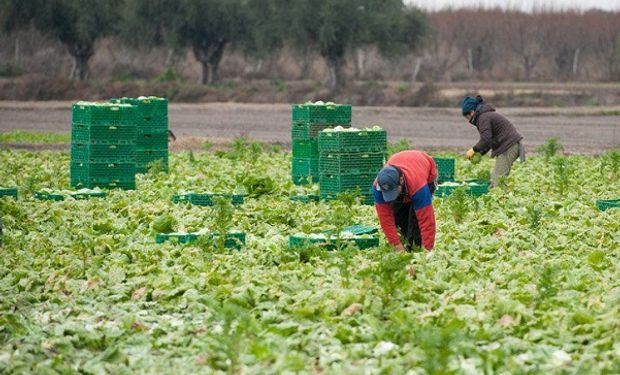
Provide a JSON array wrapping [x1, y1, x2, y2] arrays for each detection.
[[419, 9, 620, 81], [1, 8, 619, 83]]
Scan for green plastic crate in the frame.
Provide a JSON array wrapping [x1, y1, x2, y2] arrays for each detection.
[[292, 139, 319, 158], [136, 149, 168, 173], [71, 190, 107, 200], [71, 162, 136, 179], [292, 174, 319, 185], [71, 176, 136, 190], [319, 173, 375, 193], [466, 180, 490, 197], [341, 224, 378, 235], [34, 190, 106, 201], [72, 102, 138, 126], [137, 149, 168, 164], [137, 117, 168, 134], [288, 233, 378, 250], [596, 199, 620, 211], [156, 232, 197, 244], [322, 224, 378, 236], [435, 183, 460, 197], [433, 157, 455, 183], [137, 132, 168, 148], [71, 143, 136, 163], [292, 158, 319, 185], [172, 193, 244, 206], [292, 157, 319, 175], [0, 188, 18, 199], [156, 230, 245, 249], [290, 194, 320, 203], [292, 122, 350, 140], [292, 104, 352, 124], [211, 231, 246, 250], [435, 180, 490, 198], [318, 129, 387, 153], [72, 124, 136, 145], [136, 161, 169, 174], [34, 191, 65, 201], [116, 97, 168, 118], [319, 152, 385, 175]]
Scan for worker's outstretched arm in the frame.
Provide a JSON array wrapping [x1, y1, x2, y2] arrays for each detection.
[[411, 185, 436, 250]]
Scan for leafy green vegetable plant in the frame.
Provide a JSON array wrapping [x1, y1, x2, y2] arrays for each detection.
[[537, 137, 564, 160], [0, 149, 619, 373]]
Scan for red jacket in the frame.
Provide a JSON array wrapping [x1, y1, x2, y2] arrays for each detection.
[[372, 151, 437, 250]]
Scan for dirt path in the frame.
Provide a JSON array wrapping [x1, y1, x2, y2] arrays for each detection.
[[1, 102, 619, 154]]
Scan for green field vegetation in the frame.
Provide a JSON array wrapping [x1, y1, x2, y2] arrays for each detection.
[[1, 147, 620, 373], [0, 131, 70, 145]]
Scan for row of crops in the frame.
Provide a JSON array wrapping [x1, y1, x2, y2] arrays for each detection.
[[1, 101, 620, 373], [1, 136, 620, 372]]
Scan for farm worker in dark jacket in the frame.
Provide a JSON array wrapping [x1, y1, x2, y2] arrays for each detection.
[[462, 95, 525, 187], [373, 150, 437, 252]]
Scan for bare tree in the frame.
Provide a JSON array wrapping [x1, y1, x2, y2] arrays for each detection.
[[501, 11, 551, 80], [423, 10, 468, 80], [587, 11, 620, 80]]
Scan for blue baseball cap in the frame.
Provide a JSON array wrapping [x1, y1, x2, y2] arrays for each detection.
[[376, 166, 401, 202]]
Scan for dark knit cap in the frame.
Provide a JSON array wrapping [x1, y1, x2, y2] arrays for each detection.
[[461, 95, 483, 116]]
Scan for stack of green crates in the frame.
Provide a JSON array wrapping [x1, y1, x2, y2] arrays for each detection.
[[116, 97, 169, 173], [318, 127, 387, 204], [291, 102, 351, 185], [70, 102, 137, 190]]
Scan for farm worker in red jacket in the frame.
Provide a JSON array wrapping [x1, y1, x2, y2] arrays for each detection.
[[373, 150, 437, 252]]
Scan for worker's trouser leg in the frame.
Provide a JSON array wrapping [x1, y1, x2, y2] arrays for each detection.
[[491, 142, 521, 188], [392, 201, 421, 250]]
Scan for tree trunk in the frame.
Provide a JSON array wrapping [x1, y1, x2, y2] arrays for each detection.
[[14, 37, 19, 65], [572, 48, 580, 76], [73, 55, 91, 80], [522, 56, 532, 80], [201, 60, 222, 85], [467, 48, 474, 73], [193, 39, 227, 85], [411, 57, 422, 82], [255, 59, 264, 73], [325, 54, 345, 88], [66, 43, 94, 81], [299, 45, 312, 79], [165, 49, 174, 66], [355, 48, 365, 79]]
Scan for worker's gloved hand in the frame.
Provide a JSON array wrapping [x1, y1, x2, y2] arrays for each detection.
[[466, 148, 475, 159]]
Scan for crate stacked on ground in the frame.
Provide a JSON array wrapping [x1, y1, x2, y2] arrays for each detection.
[[0, 188, 18, 199], [318, 126, 387, 204], [156, 230, 246, 249], [116, 97, 169, 173], [71, 102, 137, 190], [291, 102, 351, 185], [435, 180, 490, 197], [288, 224, 380, 250], [596, 199, 620, 211], [34, 189, 106, 201], [172, 192, 244, 206], [433, 157, 455, 183]]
